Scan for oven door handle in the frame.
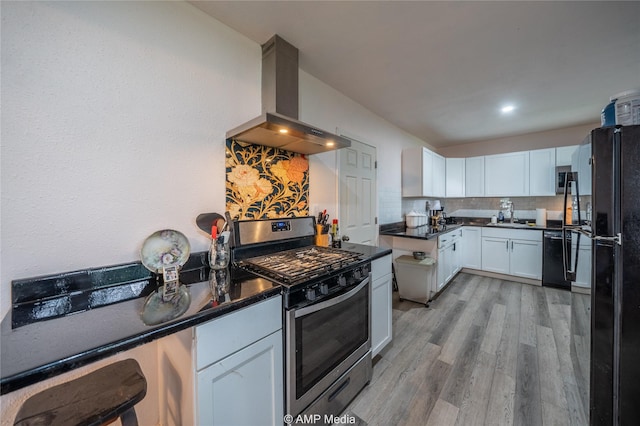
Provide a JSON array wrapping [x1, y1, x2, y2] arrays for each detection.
[[295, 276, 370, 318]]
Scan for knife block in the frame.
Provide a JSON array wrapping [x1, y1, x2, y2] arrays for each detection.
[[315, 225, 329, 247]]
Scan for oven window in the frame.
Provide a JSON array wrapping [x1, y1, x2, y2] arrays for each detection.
[[295, 282, 369, 398]]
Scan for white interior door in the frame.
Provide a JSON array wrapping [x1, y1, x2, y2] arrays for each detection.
[[339, 138, 377, 245]]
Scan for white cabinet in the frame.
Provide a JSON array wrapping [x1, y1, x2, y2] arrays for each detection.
[[402, 147, 430, 197], [195, 297, 283, 426], [481, 228, 542, 279], [461, 226, 482, 270], [465, 156, 485, 197], [556, 145, 578, 166], [510, 239, 543, 279], [572, 142, 592, 196], [481, 237, 511, 274], [432, 153, 446, 198], [529, 148, 556, 196], [452, 238, 462, 277], [371, 255, 392, 357], [485, 152, 530, 196], [437, 228, 462, 291], [446, 158, 465, 197], [572, 236, 592, 289], [402, 147, 445, 197], [436, 246, 449, 291], [197, 331, 283, 426]]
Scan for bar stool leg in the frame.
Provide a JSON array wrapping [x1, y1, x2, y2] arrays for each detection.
[[119, 407, 139, 426]]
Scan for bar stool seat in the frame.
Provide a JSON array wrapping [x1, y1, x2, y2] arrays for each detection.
[[14, 358, 147, 426]]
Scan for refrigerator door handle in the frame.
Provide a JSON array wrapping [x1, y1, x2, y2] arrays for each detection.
[[593, 232, 622, 246], [562, 172, 580, 282], [562, 228, 577, 282]]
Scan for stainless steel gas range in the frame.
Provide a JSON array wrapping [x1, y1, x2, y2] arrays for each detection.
[[230, 216, 372, 421]]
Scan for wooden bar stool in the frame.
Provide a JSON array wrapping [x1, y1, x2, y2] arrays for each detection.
[[14, 358, 147, 426]]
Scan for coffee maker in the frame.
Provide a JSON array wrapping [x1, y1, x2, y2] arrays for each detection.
[[428, 200, 445, 227]]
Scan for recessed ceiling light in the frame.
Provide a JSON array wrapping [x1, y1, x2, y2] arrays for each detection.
[[279, 128, 288, 134], [501, 105, 516, 114]]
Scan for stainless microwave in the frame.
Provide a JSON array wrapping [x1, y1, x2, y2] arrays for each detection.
[[556, 166, 571, 194]]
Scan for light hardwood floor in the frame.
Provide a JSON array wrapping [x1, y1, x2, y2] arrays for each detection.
[[346, 272, 590, 426]]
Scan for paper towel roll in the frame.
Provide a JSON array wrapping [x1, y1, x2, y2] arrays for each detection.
[[536, 208, 547, 227]]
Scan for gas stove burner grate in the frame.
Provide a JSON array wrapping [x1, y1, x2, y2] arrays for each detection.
[[238, 246, 363, 284]]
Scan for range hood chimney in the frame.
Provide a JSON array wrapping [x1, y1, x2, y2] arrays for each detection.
[[226, 35, 350, 155]]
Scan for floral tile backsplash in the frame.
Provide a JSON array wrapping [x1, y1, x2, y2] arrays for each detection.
[[226, 140, 309, 220]]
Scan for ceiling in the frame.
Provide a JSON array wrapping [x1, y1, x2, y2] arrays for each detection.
[[190, 1, 640, 148]]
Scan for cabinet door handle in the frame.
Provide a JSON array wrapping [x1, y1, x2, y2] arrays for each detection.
[[506, 240, 509, 251], [511, 241, 514, 251]]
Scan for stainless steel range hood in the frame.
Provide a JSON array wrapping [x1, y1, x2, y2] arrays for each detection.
[[226, 35, 350, 155]]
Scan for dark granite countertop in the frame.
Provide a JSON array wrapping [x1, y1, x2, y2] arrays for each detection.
[[0, 244, 390, 396], [453, 217, 563, 231], [379, 223, 463, 241], [339, 242, 392, 260], [0, 268, 280, 395], [380, 218, 562, 241]]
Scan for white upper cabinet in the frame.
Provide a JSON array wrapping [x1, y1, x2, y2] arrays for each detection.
[[572, 142, 592, 196], [485, 151, 530, 196], [402, 147, 445, 197], [529, 148, 556, 196], [403, 145, 581, 199], [465, 156, 485, 197], [556, 145, 578, 166], [445, 158, 465, 197], [402, 147, 429, 197], [432, 153, 446, 198]]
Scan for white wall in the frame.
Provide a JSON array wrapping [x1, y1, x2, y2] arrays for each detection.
[[1, 2, 260, 419], [437, 122, 598, 158], [0, 1, 261, 321], [1, 1, 431, 417], [300, 70, 432, 226]]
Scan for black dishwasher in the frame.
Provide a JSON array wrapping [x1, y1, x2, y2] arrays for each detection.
[[542, 230, 571, 290]]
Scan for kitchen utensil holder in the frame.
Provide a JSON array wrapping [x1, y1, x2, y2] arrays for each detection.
[[315, 225, 329, 247], [209, 239, 230, 270]]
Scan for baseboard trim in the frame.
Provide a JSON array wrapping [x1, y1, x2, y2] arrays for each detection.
[[460, 268, 542, 286], [571, 285, 591, 295]]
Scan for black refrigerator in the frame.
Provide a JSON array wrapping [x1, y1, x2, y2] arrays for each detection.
[[563, 125, 640, 425]]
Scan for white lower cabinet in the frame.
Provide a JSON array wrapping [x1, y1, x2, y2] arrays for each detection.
[[572, 237, 592, 289], [461, 226, 482, 269], [510, 239, 543, 279], [197, 331, 282, 426], [195, 297, 283, 426], [371, 254, 392, 357], [481, 237, 511, 274], [436, 246, 449, 291], [437, 228, 462, 291], [481, 228, 542, 279]]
